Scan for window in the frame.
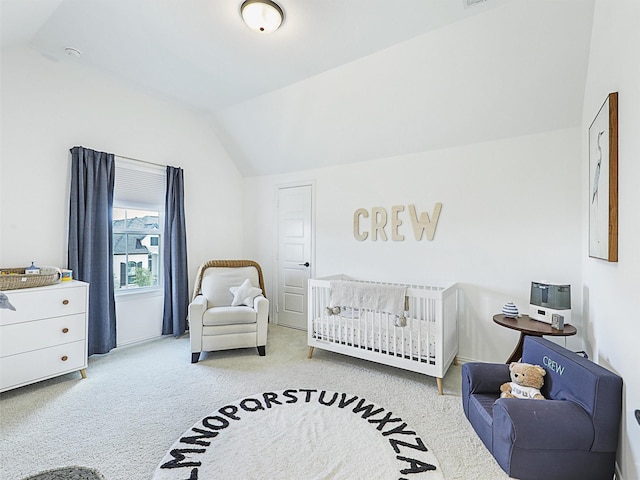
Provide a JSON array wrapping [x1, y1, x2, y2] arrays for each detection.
[[113, 208, 161, 290], [112, 158, 166, 293]]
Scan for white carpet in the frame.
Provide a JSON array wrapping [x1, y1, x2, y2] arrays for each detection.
[[153, 389, 443, 480], [0, 325, 509, 480]]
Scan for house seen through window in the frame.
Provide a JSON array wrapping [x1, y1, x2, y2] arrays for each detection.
[[113, 208, 161, 290]]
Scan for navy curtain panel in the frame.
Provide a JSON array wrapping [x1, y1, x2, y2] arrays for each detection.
[[162, 166, 188, 336], [68, 146, 117, 355]]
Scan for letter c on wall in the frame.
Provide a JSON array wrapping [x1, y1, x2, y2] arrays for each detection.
[[354, 208, 369, 241]]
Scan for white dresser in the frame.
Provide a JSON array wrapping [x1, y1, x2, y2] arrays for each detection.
[[0, 280, 89, 392]]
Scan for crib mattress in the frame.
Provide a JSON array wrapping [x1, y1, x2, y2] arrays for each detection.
[[311, 310, 435, 363]]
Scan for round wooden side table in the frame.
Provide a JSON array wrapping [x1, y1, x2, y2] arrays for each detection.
[[493, 314, 577, 363]]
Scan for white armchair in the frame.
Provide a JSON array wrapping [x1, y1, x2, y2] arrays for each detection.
[[189, 260, 268, 363]]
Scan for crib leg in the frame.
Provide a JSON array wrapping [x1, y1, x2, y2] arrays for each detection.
[[308, 346, 314, 359], [453, 356, 459, 366], [436, 377, 443, 396]]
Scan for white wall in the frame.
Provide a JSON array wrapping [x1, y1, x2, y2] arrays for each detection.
[[1, 46, 245, 344], [581, 1, 640, 478], [244, 127, 583, 363]]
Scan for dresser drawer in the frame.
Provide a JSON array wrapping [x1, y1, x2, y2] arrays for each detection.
[[0, 284, 87, 326], [0, 340, 86, 392], [0, 314, 86, 357]]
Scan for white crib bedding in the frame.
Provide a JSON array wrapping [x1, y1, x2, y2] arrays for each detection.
[[311, 310, 436, 363]]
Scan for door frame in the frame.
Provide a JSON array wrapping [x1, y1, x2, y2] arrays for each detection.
[[274, 180, 316, 327]]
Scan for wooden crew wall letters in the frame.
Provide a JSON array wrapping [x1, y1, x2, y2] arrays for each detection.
[[353, 203, 442, 242]]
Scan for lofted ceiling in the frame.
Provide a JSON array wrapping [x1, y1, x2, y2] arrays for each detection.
[[1, 0, 595, 176]]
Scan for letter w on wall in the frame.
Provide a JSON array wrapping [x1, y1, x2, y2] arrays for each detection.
[[409, 203, 442, 241]]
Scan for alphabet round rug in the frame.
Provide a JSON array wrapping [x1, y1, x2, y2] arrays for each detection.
[[153, 389, 443, 480]]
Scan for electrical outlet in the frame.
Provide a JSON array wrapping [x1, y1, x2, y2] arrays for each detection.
[[635, 409, 640, 426]]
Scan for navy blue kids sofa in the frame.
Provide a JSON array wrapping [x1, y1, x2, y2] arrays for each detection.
[[462, 336, 622, 480]]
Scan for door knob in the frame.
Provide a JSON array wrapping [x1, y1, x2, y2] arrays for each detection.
[[299, 262, 310, 267]]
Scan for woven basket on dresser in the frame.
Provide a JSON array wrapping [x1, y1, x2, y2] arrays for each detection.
[[0, 267, 61, 291]]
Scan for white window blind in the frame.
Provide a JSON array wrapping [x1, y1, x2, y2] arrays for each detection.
[[114, 157, 166, 210]]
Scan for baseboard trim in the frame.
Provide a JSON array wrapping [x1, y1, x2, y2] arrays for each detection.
[[454, 356, 476, 365]]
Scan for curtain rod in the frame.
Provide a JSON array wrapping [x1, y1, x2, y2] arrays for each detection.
[[115, 153, 168, 169]]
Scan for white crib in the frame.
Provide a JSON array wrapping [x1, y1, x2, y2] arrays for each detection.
[[307, 275, 458, 395]]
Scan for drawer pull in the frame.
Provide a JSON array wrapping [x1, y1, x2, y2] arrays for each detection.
[[62, 299, 70, 305], [61, 355, 68, 361], [62, 327, 69, 333]]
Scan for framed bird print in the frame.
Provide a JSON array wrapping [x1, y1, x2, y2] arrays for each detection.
[[589, 92, 618, 262]]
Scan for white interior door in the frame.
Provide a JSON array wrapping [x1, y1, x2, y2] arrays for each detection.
[[277, 184, 313, 330]]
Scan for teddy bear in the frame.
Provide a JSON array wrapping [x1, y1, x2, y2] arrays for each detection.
[[500, 362, 546, 400]]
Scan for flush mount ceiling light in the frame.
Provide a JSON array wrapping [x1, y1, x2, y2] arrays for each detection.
[[240, 0, 284, 33]]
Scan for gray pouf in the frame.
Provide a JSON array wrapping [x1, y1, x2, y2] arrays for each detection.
[[22, 466, 105, 480]]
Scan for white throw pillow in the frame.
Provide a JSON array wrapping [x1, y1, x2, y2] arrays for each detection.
[[230, 279, 262, 307]]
